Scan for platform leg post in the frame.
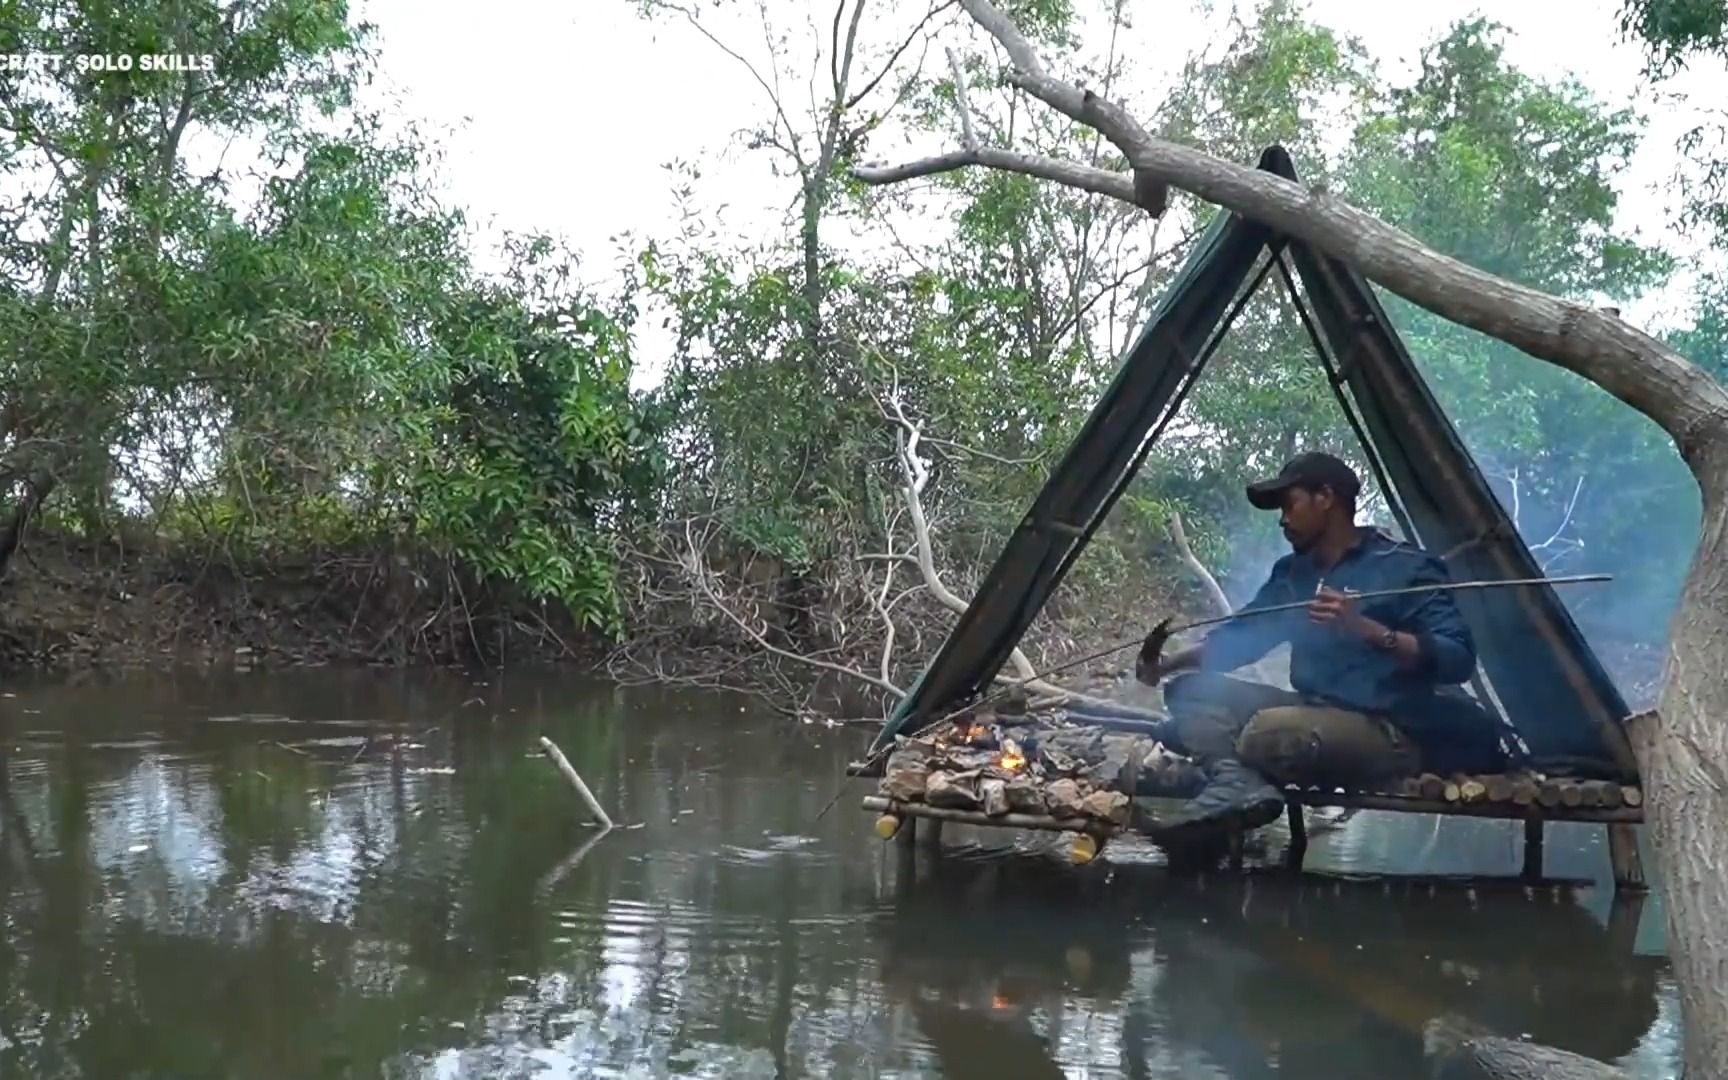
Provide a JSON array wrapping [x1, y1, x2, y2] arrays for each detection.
[[1608, 823, 1646, 893], [1606, 890, 1645, 956], [897, 815, 917, 849], [1284, 801, 1307, 871], [924, 819, 944, 848], [1521, 814, 1544, 883]]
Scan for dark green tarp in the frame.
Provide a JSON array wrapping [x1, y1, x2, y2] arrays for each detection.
[[870, 145, 1637, 783]]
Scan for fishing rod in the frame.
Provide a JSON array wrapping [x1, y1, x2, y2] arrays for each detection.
[[1154, 572, 1613, 641]]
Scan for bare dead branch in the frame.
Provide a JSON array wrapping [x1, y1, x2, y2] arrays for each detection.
[[1167, 511, 1232, 618], [682, 518, 905, 698], [881, 387, 1114, 706], [946, 46, 978, 151], [845, 0, 959, 109], [854, 145, 1137, 202]]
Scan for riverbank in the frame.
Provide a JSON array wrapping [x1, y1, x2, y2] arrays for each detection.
[[0, 531, 607, 673]]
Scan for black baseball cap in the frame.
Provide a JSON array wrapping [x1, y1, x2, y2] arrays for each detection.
[[1245, 452, 1361, 510]]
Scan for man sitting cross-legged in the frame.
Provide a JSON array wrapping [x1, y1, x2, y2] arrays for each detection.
[[1137, 452, 1511, 842]]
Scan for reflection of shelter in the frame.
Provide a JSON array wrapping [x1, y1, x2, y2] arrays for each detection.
[[874, 850, 1663, 1077], [860, 145, 1646, 889]]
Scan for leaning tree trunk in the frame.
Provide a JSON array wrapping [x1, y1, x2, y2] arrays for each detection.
[[1631, 439, 1728, 1074], [852, 1, 1728, 1072]]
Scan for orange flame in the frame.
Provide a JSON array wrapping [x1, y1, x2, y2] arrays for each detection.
[[997, 738, 1026, 772]]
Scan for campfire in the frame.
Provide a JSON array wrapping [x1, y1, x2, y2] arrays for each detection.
[[876, 707, 1206, 828]]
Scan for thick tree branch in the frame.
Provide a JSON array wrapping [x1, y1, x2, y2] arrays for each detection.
[[854, 145, 1136, 201], [857, 0, 1728, 464]]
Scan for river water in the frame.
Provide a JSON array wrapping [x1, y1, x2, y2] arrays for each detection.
[[0, 667, 1681, 1078]]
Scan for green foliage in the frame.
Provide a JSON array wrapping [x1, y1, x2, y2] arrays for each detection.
[[0, 0, 666, 642], [1619, 0, 1728, 71]]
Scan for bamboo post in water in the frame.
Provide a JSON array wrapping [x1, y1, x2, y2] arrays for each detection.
[[540, 736, 614, 829]]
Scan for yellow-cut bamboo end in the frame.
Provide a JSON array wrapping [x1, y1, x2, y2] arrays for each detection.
[[1070, 833, 1099, 865], [875, 814, 903, 839]]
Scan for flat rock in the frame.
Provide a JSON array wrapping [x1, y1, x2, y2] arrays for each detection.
[[926, 769, 983, 810], [882, 761, 930, 801], [1080, 789, 1131, 825], [1004, 777, 1046, 814], [1046, 778, 1086, 818]]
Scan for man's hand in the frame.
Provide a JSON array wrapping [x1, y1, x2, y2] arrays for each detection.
[[1308, 587, 1380, 642]]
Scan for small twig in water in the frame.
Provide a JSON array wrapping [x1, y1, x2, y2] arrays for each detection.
[[540, 736, 615, 830]]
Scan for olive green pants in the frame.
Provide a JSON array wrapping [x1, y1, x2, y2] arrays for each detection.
[[1163, 672, 1422, 788]]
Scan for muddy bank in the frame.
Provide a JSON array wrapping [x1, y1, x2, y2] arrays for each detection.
[[0, 531, 608, 673]]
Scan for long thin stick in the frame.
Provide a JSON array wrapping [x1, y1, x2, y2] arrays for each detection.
[[540, 736, 614, 830], [1168, 573, 1613, 636]]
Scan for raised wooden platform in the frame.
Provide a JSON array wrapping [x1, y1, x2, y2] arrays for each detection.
[[864, 770, 1648, 891]]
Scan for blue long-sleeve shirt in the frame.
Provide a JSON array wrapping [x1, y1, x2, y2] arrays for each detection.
[[1202, 528, 1477, 715]]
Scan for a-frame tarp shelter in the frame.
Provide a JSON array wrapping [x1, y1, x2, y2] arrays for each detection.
[[870, 145, 1639, 784]]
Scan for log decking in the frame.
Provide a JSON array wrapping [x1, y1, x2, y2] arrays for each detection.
[[864, 769, 1647, 890]]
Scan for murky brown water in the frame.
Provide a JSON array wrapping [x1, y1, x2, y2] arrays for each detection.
[[0, 668, 1681, 1077]]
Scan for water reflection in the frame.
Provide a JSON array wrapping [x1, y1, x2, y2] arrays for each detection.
[[879, 849, 1668, 1077], [0, 668, 1681, 1078]]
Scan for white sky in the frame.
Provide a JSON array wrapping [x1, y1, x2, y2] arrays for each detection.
[[347, 0, 1724, 379], [8, 2, 1716, 356]]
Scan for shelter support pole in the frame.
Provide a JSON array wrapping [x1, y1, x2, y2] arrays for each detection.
[[1607, 823, 1646, 892], [1522, 813, 1544, 883]]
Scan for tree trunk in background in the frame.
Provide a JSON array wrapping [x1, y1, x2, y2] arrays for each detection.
[[0, 475, 55, 580]]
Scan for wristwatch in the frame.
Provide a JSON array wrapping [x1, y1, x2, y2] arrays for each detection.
[[1377, 627, 1398, 651]]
